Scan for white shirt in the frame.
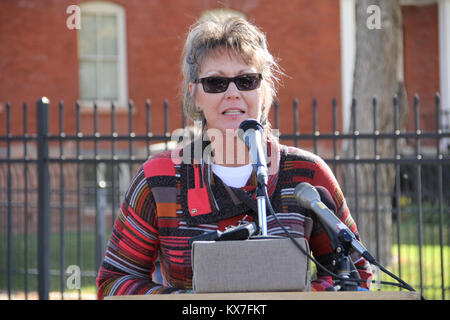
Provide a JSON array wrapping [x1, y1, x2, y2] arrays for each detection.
[[211, 163, 253, 188]]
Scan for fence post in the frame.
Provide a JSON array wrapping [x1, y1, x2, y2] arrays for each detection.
[[96, 181, 106, 272], [37, 97, 50, 300]]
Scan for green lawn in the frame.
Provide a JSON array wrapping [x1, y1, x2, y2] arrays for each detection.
[[377, 244, 449, 300], [0, 230, 101, 299]]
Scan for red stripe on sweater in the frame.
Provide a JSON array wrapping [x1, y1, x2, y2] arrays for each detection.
[[143, 157, 176, 178]]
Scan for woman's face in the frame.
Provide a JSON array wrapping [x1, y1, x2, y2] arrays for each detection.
[[190, 49, 266, 134]]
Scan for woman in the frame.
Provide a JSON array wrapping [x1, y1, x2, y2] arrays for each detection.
[[96, 14, 372, 298]]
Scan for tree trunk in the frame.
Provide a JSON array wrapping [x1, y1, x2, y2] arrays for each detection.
[[342, 0, 409, 267]]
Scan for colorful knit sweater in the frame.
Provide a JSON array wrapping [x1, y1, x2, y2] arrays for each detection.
[[96, 143, 373, 298]]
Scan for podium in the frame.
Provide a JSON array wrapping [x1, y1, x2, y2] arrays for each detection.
[[105, 291, 421, 300]]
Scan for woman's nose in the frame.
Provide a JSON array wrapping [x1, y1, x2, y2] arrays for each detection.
[[224, 81, 241, 99]]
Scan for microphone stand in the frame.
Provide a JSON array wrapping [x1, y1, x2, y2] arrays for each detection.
[[237, 119, 269, 237], [331, 229, 362, 291], [255, 180, 268, 236], [319, 222, 360, 291]]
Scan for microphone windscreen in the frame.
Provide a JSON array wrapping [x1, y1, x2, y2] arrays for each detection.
[[315, 186, 337, 214], [238, 119, 263, 134], [294, 182, 320, 209]]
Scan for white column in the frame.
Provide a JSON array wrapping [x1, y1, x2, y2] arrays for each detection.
[[439, 0, 450, 151], [340, 0, 356, 133]]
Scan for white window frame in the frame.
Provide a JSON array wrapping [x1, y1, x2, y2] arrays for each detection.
[[78, 1, 128, 109], [438, 0, 450, 146], [339, 0, 356, 134]]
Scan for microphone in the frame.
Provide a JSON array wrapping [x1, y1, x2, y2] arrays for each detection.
[[238, 119, 268, 186], [188, 222, 257, 247], [294, 182, 375, 263]]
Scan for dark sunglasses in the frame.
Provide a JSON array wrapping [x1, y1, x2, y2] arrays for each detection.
[[194, 73, 262, 93]]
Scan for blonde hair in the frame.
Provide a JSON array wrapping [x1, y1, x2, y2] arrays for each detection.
[[181, 14, 281, 135]]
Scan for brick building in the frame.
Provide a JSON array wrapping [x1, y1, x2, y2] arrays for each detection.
[[0, 0, 448, 141]]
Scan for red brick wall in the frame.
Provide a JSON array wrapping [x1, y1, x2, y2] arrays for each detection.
[[0, 0, 440, 141], [402, 4, 440, 132], [0, 0, 341, 139], [0, 0, 79, 135]]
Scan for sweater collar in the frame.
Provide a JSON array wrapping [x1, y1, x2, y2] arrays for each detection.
[[179, 139, 282, 226]]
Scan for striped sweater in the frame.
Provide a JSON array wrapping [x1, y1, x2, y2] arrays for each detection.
[[96, 143, 372, 298]]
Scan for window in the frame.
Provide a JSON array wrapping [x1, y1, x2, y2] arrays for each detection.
[[78, 1, 127, 108]]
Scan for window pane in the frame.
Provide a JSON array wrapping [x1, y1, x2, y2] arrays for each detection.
[[101, 61, 118, 100], [101, 15, 118, 56], [79, 14, 97, 56], [79, 60, 97, 100]]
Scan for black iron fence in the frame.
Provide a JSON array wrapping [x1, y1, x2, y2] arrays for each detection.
[[0, 96, 449, 300]]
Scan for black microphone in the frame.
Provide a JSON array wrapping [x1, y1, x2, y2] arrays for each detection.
[[238, 119, 268, 185], [188, 222, 258, 247], [294, 182, 375, 263]]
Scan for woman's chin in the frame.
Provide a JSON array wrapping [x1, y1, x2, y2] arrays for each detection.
[[221, 115, 250, 129]]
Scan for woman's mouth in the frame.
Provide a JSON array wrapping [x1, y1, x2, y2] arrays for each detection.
[[222, 109, 245, 115]]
